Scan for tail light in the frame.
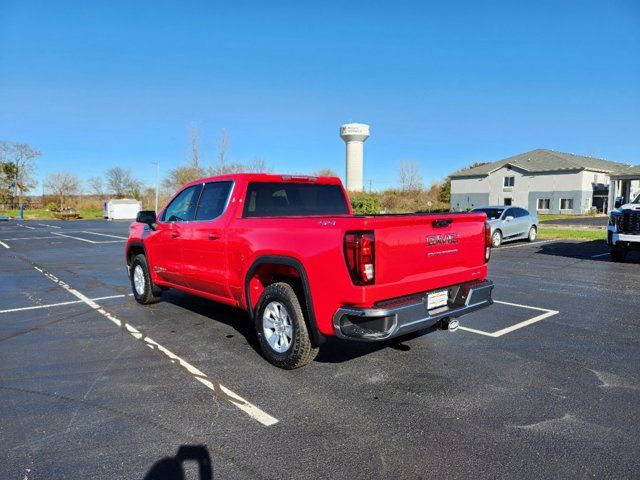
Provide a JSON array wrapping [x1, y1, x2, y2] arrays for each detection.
[[344, 231, 375, 285], [484, 222, 492, 262]]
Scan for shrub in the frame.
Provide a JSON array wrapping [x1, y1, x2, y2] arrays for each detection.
[[349, 194, 381, 214]]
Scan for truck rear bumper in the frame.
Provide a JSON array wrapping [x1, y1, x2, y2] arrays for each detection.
[[332, 279, 494, 341]]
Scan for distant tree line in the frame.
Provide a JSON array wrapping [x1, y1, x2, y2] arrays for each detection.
[[2, 132, 489, 214]]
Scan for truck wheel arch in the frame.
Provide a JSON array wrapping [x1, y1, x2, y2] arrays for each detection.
[[127, 241, 147, 265], [245, 256, 326, 346]]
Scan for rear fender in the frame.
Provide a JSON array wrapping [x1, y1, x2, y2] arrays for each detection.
[[245, 256, 326, 346]]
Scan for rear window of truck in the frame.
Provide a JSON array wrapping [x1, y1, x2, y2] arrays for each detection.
[[243, 182, 349, 217]]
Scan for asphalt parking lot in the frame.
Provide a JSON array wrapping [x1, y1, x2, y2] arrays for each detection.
[[1, 220, 639, 479]]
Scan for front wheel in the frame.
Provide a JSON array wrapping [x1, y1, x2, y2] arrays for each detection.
[[255, 282, 319, 369], [610, 247, 628, 263], [130, 254, 163, 304], [527, 226, 537, 242]]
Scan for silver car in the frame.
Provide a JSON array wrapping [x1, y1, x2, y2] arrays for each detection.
[[472, 206, 538, 247]]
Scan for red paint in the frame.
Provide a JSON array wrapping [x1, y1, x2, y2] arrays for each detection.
[[127, 173, 490, 337]]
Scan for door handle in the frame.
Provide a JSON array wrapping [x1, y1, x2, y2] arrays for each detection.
[[170, 232, 180, 238], [208, 233, 221, 240]]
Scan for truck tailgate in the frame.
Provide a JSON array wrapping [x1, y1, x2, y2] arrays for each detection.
[[363, 213, 487, 301]]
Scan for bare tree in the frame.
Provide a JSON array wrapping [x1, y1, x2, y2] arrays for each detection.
[[105, 167, 142, 198], [45, 172, 81, 208], [247, 156, 272, 173], [312, 167, 338, 177], [397, 160, 423, 191], [86, 176, 105, 197], [217, 128, 229, 167], [0, 141, 41, 205], [190, 126, 202, 172], [163, 164, 204, 192]]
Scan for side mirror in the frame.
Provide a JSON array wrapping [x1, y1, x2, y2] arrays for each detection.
[[136, 210, 156, 229], [504, 215, 514, 222], [614, 196, 624, 209]]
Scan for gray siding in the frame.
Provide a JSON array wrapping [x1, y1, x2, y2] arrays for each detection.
[[527, 190, 592, 214], [450, 193, 490, 211]]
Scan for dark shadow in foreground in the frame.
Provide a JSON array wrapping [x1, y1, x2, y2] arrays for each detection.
[[144, 445, 212, 480]]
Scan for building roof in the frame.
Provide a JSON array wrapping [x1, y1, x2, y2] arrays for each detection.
[[450, 149, 630, 178], [611, 164, 640, 177]]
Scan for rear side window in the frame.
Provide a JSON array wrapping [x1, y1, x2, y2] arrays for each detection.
[[195, 181, 233, 221], [515, 208, 529, 218], [243, 182, 349, 217], [503, 208, 515, 218], [162, 185, 202, 222]]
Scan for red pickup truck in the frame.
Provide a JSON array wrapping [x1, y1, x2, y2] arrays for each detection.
[[126, 174, 493, 369]]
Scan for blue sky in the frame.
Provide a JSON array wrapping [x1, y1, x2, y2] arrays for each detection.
[[1, 0, 639, 192]]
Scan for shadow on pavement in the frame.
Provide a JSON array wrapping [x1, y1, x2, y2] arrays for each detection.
[[158, 289, 438, 364], [536, 240, 640, 263], [144, 445, 212, 480]]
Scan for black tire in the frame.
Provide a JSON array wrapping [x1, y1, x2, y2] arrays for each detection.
[[610, 247, 628, 263], [255, 282, 319, 369], [491, 230, 503, 248], [527, 225, 537, 242], [130, 254, 163, 304]]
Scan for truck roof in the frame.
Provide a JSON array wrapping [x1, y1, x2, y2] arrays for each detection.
[[182, 173, 343, 188]]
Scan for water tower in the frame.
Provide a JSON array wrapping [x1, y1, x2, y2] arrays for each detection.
[[340, 123, 370, 191]]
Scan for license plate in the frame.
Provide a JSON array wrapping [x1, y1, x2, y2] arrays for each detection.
[[426, 290, 448, 310]]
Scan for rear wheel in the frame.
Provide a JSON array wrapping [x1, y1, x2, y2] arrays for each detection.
[[527, 226, 537, 242], [610, 247, 628, 263], [491, 230, 503, 248], [255, 282, 318, 369], [130, 254, 163, 304]]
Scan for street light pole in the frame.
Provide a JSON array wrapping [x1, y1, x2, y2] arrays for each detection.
[[151, 161, 159, 212]]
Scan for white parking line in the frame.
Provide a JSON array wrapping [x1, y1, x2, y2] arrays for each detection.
[[80, 231, 128, 240], [591, 252, 610, 258], [0, 240, 9, 249], [21, 224, 36, 229], [51, 231, 99, 243], [458, 300, 559, 338], [0, 236, 60, 241], [33, 265, 278, 427], [38, 223, 61, 229], [49, 231, 125, 244], [495, 239, 557, 250], [0, 294, 132, 314]]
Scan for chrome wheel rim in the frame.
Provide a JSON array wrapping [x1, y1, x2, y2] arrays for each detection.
[[529, 228, 537, 241], [133, 265, 145, 295], [262, 301, 293, 353], [492, 232, 501, 247]]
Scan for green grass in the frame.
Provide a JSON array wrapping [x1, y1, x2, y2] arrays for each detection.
[[0, 209, 52, 220], [0, 206, 104, 220], [538, 227, 605, 241], [538, 214, 595, 222], [77, 206, 103, 219]]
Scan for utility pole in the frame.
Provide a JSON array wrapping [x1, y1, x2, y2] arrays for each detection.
[[151, 161, 159, 212]]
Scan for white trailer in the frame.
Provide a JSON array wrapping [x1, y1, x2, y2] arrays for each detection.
[[104, 199, 141, 220]]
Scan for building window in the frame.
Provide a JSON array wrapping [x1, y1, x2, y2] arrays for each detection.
[[537, 198, 550, 210], [503, 198, 512, 206], [560, 198, 574, 210], [503, 176, 515, 187]]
